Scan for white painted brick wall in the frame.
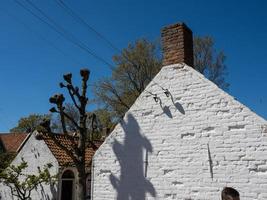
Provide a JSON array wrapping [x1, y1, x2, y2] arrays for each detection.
[[92, 64, 267, 200], [0, 132, 59, 200]]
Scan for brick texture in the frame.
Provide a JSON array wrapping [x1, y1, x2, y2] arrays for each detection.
[[161, 23, 194, 67], [92, 64, 267, 200]]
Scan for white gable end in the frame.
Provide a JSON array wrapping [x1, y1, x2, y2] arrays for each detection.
[[0, 132, 59, 200], [92, 64, 267, 200]]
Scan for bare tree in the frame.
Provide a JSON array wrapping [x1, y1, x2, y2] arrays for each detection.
[[44, 69, 97, 200]]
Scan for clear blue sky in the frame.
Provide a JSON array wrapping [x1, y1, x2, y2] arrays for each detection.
[[0, 0, 266, 132]]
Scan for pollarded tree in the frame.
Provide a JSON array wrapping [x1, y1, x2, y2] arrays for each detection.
[[51, 103, 80, 133], [51, 104, 113, 138], [45, 69, 97, 200]]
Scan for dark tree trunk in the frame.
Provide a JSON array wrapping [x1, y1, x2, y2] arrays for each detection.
[[48, 69, 92, 200], [76, 162, 86, 200]]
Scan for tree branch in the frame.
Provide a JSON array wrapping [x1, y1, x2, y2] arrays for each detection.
[[125, 70, 142, 94], [67, 85, 81, 111], [62, 112, 80, 129], [59, 109, 68, 134], [105, 82, 130, 109]]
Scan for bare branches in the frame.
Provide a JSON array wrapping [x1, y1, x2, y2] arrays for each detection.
[[49, 94, 68, 134], [66, 85, 80, 111], [49, 132, 79, 162], [193, 36, 229, 90], [47, 68, 96, 200], [94, 39, 161, 119], [62, 112, 80, 129], [80, 69, 90, 98], [59, 110, 68, 134], [101, 80, 131, 110]]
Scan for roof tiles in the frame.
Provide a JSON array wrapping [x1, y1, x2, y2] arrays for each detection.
[[40, 133, 102, 167], [0, 133, 28, 152]]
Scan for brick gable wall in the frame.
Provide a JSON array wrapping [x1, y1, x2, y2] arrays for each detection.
[[92, 64, 267, 200]]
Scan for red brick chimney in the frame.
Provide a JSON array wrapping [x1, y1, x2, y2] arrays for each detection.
[[161, 22, 194, 67]]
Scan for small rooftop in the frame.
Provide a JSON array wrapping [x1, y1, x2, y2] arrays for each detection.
[[39, 133, 102, 167], [0, 133, 28, 153]]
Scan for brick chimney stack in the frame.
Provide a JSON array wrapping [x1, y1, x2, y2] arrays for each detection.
[[161, 22, 194, 67]]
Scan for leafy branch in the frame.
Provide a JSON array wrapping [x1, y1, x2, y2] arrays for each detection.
[[0, 158, 57, 200]]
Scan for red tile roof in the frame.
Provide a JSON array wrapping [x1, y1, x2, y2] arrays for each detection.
[[40, 133, 102, 167], [0, 133, 28, 153]]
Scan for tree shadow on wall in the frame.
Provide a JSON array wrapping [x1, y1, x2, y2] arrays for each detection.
[[39, 181, 57, 200], [109, 114, 156, 200]]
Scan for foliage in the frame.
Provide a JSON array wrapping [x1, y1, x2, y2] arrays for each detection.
[[52, 104, 112, 138], [7, 70, 98, 200], [0, 159, 56, 200], [10, 107, 111, 141], [193, 36, 229, 90], [12, 36, 228, 134], [10, 114, 50, 133], [0, 152, 15, 173], [51, 103, 80, 133], [94, 36, 228, 120], [94, 39, 162, 119], [94, 108, 114, 131], [88, 109, 115, 140]]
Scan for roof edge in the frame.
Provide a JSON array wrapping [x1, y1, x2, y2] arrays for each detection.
[[16, 132, 32, 153], [181, 63, 267, 123], [93, 62, 266, 159]]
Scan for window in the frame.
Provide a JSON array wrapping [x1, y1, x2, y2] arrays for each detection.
[[221, 187, 240, 200], [61, 170, 75, 200]]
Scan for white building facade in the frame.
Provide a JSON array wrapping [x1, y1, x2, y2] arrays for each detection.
[[92, 23, 267, 200], [0, 132, 95, 200], [0, 132, 59, 200]]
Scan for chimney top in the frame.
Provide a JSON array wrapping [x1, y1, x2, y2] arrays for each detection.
[[161, 22, 194, 67]]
